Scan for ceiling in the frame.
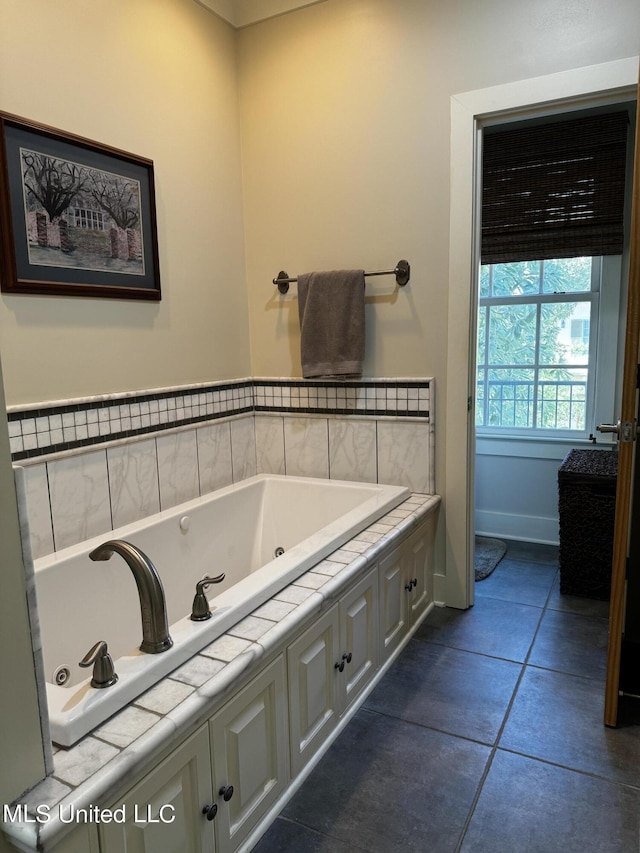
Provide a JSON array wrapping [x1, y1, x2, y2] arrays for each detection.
[[195, 0, 327, 28]]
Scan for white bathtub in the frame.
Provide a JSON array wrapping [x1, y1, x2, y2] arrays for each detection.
[[36, 474, 409, 746]]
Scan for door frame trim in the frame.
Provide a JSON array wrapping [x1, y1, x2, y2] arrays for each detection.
[[446, 57, 640, 610]]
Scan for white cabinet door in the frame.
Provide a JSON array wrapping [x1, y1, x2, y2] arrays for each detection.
[[379, 518, 435, 663], [339, 566, 378, 709], [288, 567, 379, 778], [287, 604, 341, 778], [100, 724, 214, 853], [405, 520, 434, 625], [379, 545, 410, 662], [209, 655, 288, 853]]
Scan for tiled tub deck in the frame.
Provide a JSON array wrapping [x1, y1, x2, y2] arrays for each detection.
[[4, 492, 440, 853]]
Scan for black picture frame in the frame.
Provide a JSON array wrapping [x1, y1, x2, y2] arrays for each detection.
[[0, 112, 161, 300]]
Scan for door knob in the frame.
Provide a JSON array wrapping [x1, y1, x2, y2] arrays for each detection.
[[596, 420, 637, 442], [219, 784, 234, 802], [596, 421, 620, 436]]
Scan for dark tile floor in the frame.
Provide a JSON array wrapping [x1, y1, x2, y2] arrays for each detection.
[[252, 542, 640, 852]]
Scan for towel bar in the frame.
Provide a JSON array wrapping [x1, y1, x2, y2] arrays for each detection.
[[273, 259, 410, 294]]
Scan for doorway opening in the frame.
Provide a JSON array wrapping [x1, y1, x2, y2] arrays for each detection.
[[471, 104, 636, 595], [446, 57, 639, 615]]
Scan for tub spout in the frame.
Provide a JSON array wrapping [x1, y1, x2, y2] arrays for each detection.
[[89, 539, 173, 654]]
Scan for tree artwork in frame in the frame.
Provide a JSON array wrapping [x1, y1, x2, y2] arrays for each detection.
[[0, 112, 161, 300]]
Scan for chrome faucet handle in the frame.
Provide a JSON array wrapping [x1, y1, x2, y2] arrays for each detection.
[[79, 640, 118, 689], [190, 574, 226, 622]]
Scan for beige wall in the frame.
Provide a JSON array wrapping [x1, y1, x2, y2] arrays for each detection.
[[239, 0, 639, 382], [1, 0, 637, 402], [0, 0, 250, 406]]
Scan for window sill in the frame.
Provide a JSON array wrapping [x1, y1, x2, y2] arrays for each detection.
[[476, 432, 616, 460]]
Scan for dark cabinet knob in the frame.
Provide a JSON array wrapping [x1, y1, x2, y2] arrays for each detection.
[[336, 652, 352, 671], [202, 803, 218, 821], [412, 578, 418, 588], [405, 582, 413, 591], [219, 784, 234, 802]]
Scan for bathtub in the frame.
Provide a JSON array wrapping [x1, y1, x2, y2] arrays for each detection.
[[35, 474, 409, 746]]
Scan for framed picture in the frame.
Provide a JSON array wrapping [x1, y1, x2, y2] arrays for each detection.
[[0, 112, 161, 300]]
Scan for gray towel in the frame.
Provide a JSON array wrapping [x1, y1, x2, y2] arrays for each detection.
[[297, 269, 365, 378]]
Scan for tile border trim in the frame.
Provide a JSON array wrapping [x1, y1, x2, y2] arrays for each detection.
[[8, 377, 432, 462]]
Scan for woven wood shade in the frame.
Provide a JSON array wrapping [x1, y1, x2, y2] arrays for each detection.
[[481, 112, 629, 265]]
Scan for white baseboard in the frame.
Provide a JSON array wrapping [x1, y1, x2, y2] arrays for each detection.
[[475, 509, 558, 545]]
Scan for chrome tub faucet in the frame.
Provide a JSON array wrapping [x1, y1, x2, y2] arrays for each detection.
[[89, 539, 173, 654]]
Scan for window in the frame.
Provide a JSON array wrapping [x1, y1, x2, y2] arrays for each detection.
[[477, 110, 630, 443], [476, 257, 600, 436], [69, 207, 105, 230]]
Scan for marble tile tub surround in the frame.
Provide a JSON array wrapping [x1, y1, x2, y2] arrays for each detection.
[[3, 493, 440, 853], [11, 378, 434, 559], [14, 417, 259, 558]]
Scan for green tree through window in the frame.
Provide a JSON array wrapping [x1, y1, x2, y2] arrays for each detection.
[[476, 258, 596, 434]]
